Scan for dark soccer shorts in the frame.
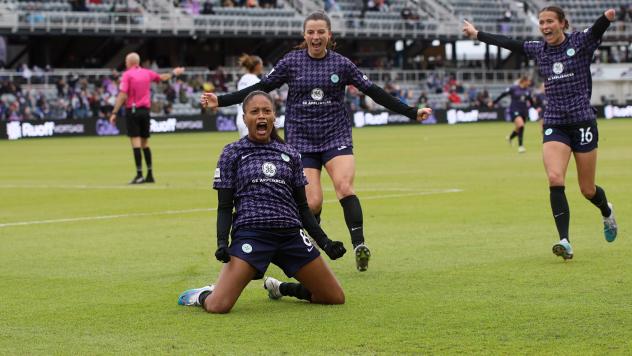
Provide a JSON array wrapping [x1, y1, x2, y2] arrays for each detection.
[[229, 228, 320, 280], [543, 120, 599, 153], [301, 146, 354, 169], [125, 107, 151, 138], [510, 110, 529, 121]]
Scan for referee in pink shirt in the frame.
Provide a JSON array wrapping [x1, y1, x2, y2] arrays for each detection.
[[109, 52, 185, 184]]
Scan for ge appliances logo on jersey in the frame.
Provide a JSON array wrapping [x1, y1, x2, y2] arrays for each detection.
[[262, 162, 277, 177], [311, 88, 324, 101], [552, 62, 564, 74]]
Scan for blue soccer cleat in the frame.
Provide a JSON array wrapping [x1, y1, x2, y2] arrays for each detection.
[[552, 241, 573, 260], [177, 285, 214, 306], [603, 203, 618, 243]]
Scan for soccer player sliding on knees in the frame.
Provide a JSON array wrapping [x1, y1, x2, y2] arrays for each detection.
[[178, 91, 346, 313]]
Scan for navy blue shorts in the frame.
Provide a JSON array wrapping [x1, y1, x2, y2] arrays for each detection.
[[510, 110, 528, 121], [301, 146, 354, 170], [543, 121, 598, 153], [229, 228, 320, 280]]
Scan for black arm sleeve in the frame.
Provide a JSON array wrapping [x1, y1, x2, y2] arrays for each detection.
[[216, 188, 234, 247], [363, 84, 418, 120], [492, 90, 510, 105], [293, 186, 330, 248], [216, 81, 279, 107], [590, 15, 611, 40], [477, 32, 526, 54]]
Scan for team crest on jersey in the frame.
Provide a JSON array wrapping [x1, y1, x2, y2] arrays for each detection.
[[242, 243, 253, 253], [552, 62, 564, 75], [362, 74, 369, 81], [281, 153, 290, 162], [566, 48, 575, 57], [262, 162, 277, 177], [311, 88, 324, 101], [330, 74, 340, 83], [545, 128, 553, 136]]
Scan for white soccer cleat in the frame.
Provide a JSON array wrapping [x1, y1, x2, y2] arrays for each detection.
[[177, 285, 214, 306], [263, 277, 283, 300]]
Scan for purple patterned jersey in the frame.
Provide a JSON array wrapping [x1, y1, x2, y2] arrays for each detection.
[[262, 49, 373, 152], [523, 27, 601, 125], [213, 137, 308, 231], [505, 85, 532, 113]]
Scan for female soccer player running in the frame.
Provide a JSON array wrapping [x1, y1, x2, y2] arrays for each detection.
[[463, 7, 618, 260], [493, 76, 532, 153], [201, 11, 432, 272], [178, 91, 346, 313]]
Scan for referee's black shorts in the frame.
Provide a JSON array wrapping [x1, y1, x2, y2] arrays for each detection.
[[125, 107, 151, 138]]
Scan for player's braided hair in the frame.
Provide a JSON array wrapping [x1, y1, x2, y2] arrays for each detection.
[[242, 90, 285, 144]]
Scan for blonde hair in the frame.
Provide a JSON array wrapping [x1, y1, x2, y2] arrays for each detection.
[[238, 54, 263, 73]]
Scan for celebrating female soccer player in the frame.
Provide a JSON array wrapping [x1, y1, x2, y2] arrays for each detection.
[[463, 7, 618, 260], [178, 91, 346, 313], [201, 11, 432, 272], [235, 54, 263, 137], [493, 76, 532, 153]]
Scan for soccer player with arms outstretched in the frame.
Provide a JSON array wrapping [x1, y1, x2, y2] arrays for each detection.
[[178, 91, 346, 313], [463, 7, 619, 259], [201, 11, 432, 271]]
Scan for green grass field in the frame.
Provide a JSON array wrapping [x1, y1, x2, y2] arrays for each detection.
[[1, 120, 631, 354]]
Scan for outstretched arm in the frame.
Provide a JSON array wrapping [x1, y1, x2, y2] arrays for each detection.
[[590, 9, 615, 40], [200, 81, 279, 109], [463, 19, 525, 54], [362, 84, 432, 121], [492, 90, 510, 106], [159, 67, 185, 81]]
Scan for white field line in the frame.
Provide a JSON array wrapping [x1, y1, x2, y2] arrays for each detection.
[[0, 184, 440, 192], [0, 189, 462, 228]]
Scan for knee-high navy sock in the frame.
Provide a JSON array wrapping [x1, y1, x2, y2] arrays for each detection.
[[279, 282, 311, 301], [340, 195, 364, 248], [550, 186, 570, 241], [132, 148, 142, 176], [517, 126, 524, 146], [509, 130, 518, 140], [588, 185, 611, 217], [142, 147, 153, 175]]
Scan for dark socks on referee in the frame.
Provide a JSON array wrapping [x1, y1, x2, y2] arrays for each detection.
[[517, 126, 524, 146], [588, 185, 611, 217], [550, 186, 570, 241], [132, 148, 142, 176], [340, 195, 364, 248], [279, 282, 312, 301], [142, 147, 153, 177], [509, 130, 518, 141]]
